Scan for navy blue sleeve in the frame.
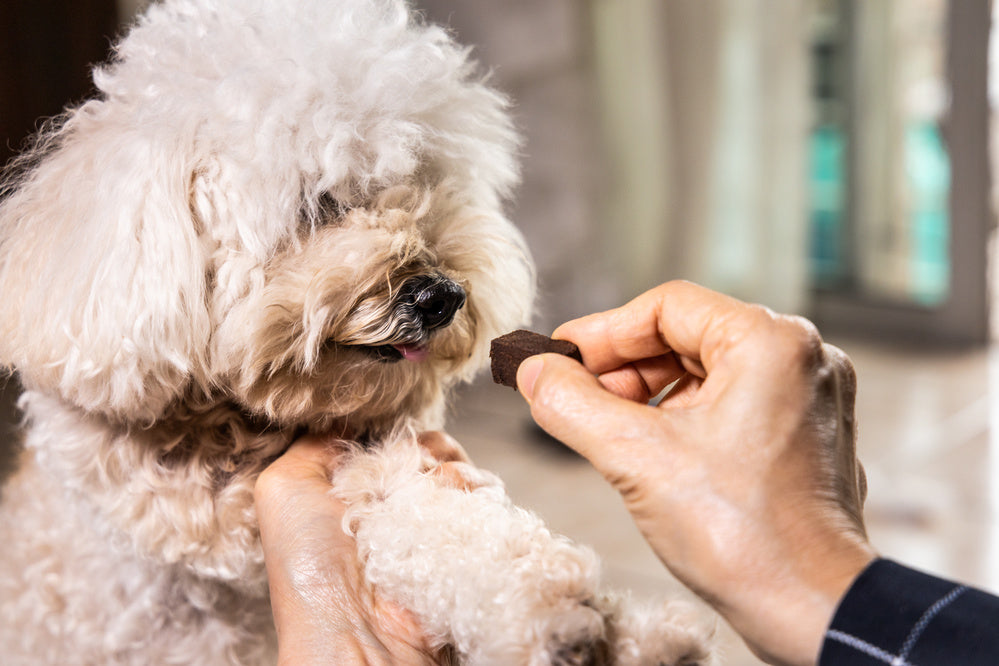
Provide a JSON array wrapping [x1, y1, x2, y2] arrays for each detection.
[[819, 558, 999, 665]]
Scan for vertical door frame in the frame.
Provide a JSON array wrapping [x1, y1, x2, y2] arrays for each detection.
[[811, 0, 993, 346]]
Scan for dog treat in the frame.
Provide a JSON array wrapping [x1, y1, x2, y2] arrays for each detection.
[[490, 330, 582, 389]]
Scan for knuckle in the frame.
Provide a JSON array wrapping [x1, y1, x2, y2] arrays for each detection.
[[763, 313, 824, 370], [822, 342, 857, 386], [776, 314, 822, 353], [717, 306, 829, 379], [658, 278, 694, 294], [710, 304, 792, 360]]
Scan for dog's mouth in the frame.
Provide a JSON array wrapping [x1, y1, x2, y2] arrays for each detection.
[[365, 342, 430, 363], [342, 274, 465, 365]]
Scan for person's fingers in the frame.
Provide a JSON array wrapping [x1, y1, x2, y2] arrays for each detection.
[[417, 431, 477, 490], [427, 462, 474, 490], [554, 281, 817, 400], [254, 436, 342, 508], [260, 431, 478, 505], [552, 301, 672, 374], [552, 281, 753, 374], [517, 353, 671, 484], [278, 434, 346, 474], [656, 372, 703, 409], [370, 597, 432, 654], [417, 431, 470, 464], [594, 353, 687, 403]]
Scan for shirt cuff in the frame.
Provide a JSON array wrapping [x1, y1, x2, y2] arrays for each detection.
[[819, 558, 999, 665]]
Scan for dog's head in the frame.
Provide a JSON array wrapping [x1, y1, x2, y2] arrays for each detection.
[[0, 0, 533, 434]]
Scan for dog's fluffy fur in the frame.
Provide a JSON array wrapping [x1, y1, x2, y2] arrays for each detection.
[[0, 1, 713, 664]]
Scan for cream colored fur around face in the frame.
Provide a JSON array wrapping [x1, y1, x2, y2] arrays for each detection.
[[0, 1, 713, 664]]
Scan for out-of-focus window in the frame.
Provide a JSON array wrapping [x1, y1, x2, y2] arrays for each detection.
[[809, 0, 951, 307]]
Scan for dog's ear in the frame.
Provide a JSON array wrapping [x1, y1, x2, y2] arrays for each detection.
[[0, 109, 211, 421]]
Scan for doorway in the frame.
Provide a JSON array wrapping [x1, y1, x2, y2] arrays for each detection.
[[808, 0, 993, 346]]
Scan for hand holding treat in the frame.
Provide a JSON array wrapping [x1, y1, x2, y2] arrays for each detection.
[[497, 281, 875, 666]]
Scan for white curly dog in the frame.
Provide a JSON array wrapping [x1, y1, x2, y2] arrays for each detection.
[[0, 1, 713, 664]]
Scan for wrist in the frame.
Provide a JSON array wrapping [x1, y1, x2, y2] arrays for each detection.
[[268, 560, 355, 663], [273, 596, 363, 666], [720, 539, 876, 666]]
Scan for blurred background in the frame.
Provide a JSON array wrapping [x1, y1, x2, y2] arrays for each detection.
[[2, 1, 998, 663]]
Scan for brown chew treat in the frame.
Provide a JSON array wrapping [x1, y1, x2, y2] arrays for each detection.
[[489, 330, 582, 389]]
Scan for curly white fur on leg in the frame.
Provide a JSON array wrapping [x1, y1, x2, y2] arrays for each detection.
[[332, 432, 715, 666], [598, 594, 717, 666]]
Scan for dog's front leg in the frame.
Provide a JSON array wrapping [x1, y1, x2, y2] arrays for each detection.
[[331, 434, 608, 665]]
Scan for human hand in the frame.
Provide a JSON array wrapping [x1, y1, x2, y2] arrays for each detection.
[[515, 281, 876, 666], [254, 431, 469, 666]]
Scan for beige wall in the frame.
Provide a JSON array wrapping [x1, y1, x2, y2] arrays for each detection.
[[418, 0, 622, 332], [419, 0, 811, 322]]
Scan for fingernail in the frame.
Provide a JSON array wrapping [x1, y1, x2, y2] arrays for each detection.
[[517, 355, 544, 402]]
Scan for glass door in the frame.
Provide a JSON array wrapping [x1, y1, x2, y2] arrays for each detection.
[[808, 0, 992, 346]]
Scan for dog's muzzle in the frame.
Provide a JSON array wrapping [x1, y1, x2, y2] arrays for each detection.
[[364, 274, 466, 363], [399, 274, 466, 332]]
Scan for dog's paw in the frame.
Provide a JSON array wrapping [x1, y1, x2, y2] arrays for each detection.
[[534, 601, 609, 666], [597, 594, 716, 666], [549, 636, 609, 666]]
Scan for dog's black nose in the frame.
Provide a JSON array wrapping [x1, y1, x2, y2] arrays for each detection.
[[401, 275, 466, 331]]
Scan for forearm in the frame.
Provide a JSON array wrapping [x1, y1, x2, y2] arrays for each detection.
[[268, 562, 351, 664]]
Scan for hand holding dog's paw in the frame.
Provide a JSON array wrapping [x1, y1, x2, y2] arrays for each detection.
[[255, 435, 457, 666]]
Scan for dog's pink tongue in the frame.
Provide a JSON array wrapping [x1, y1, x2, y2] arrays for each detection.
[[394, 343, 429, 362]]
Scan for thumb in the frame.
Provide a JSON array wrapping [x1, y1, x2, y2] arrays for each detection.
[[517, 353, 657, 477]]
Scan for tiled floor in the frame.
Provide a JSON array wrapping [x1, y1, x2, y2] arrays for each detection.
[[446, 337, 999, 665], [2, 338, 997, 664]]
